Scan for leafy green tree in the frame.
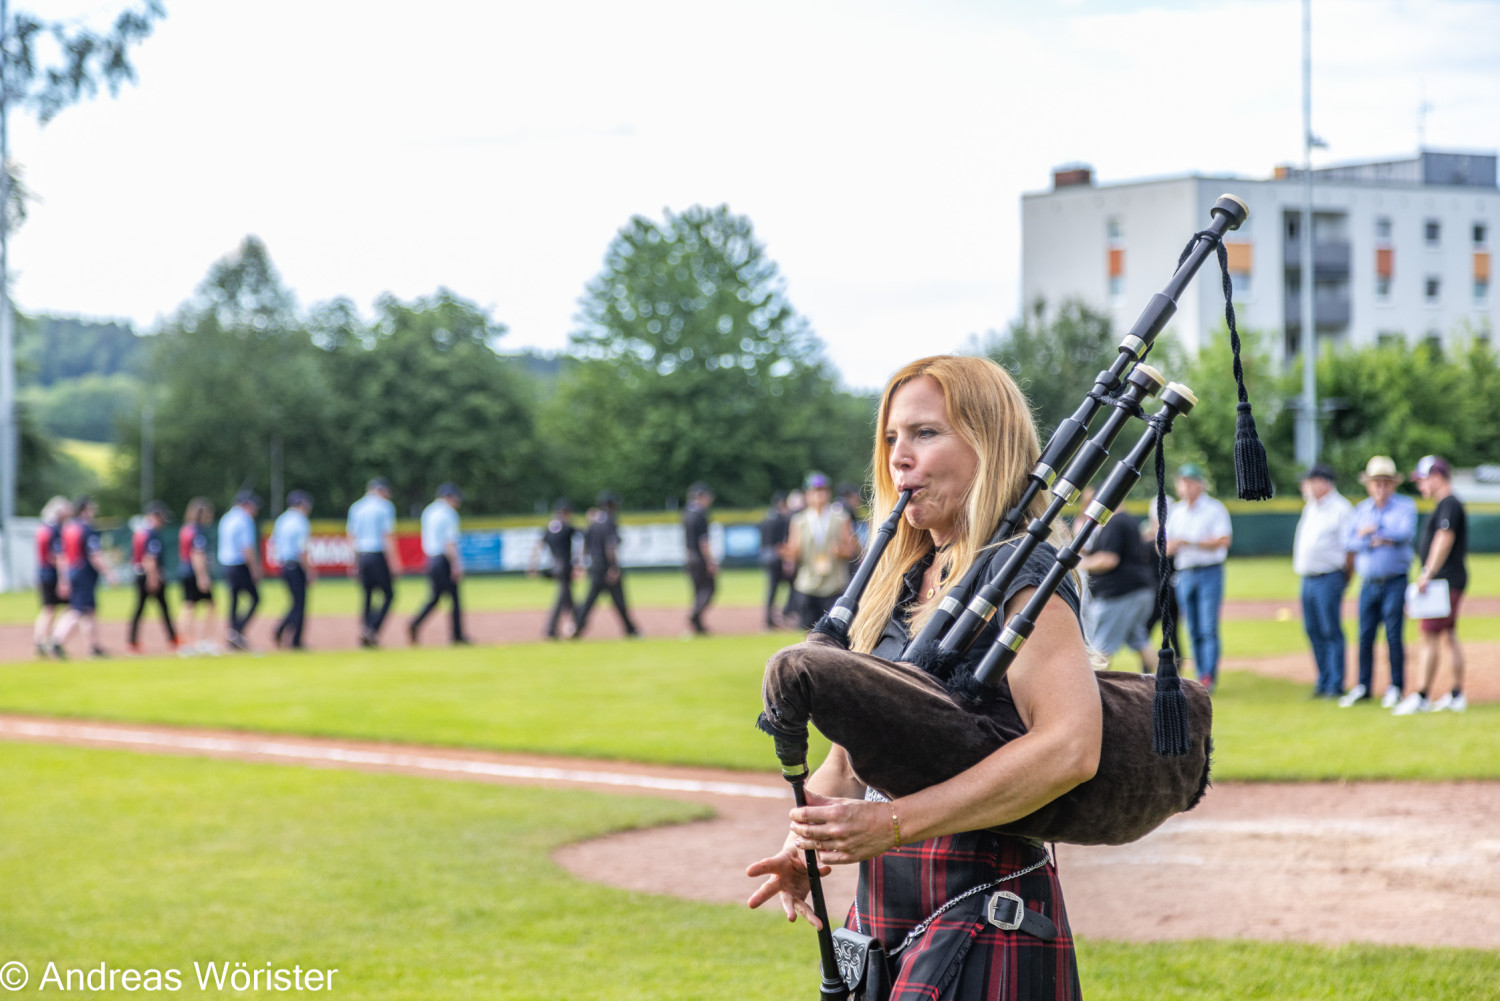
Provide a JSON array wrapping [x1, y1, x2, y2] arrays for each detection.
[[321, 290, 540, 515], [979, 298, 1118, 437], [554, 205, 870, 508], [20, 372, 143, 442]]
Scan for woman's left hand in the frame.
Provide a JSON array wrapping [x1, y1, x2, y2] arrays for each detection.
[[789, 792, 896, 864]]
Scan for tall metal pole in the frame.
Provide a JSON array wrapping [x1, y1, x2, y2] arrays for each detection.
[[140, 404, 154, 510], [0, 0, 15, 591], [1295, 0, 1319, 468]]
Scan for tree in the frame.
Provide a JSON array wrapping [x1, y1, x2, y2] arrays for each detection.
[[555, 205, 870, 508], [979, 298, 1120, 438]]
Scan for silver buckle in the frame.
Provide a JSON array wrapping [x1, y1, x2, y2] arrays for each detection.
[[985, 891, 1025, 931]]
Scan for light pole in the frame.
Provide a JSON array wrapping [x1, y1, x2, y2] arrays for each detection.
[[1295, 0, 1323, 469], [0, 0, 16, 591]]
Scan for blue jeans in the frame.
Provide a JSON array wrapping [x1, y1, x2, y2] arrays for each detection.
[[1300, 572, 1347, 695], [1174, 563, 1224, 686], [1357, 575, 1407, 693]]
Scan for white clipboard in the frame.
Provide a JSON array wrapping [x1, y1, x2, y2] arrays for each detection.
[[1406, 579, 1451, 619]]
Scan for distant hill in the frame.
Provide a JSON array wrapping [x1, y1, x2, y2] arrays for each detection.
[[18, 313, 145, 387]]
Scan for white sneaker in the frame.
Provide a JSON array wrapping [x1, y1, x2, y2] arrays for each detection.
[[1391, 692, 1430, 716], [1432, 692, 1468, 713], [1381, 686, 1402, 709], [1337, 684, 1369, 708]]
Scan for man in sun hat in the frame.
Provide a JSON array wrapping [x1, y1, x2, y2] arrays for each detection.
[[1293, 463, 1353, 698], [1164, 463, 1232, 692], [1393, 455, 1469, 715], [1340, 455, 1416, 708]]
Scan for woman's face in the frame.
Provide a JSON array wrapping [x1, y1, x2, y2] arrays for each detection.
[[885, 376, 979, 546]]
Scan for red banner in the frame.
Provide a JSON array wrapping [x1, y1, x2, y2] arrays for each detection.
[[263, 533, 428, 576]]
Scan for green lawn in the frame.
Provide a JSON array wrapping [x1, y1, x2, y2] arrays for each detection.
[[1, 635, 1494, 781], [1, 743, 1493, 1001]]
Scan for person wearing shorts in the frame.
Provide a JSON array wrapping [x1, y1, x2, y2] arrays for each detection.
[[48, 497, 109, 658], [33, 496, 72, 657], [1077, 485, 1157, 671], [1394, 456, 1469, 715], [177, 497, 219, 654]]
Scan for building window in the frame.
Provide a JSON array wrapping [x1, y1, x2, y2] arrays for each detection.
[[1109, 274, 1124, 299], [1231, 271, 1251, 300], [1478, 278, 1491, 304], [1106, 217, 1122, 242], [1423, 332, 1444, 354], [1426, 276, 1442, 303], [1375, 276, 1392, 300], [1476, 222, 1489, 247], [1425, 219, 1442, 247], [1376, 216, 1392, 242], [1377, 331, 1403, 348]]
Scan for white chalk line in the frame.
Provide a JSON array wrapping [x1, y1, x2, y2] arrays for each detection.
[[0, 718, 787, 800]]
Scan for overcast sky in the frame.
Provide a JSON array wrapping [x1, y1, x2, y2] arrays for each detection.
[[9, 0, 1500, 391]]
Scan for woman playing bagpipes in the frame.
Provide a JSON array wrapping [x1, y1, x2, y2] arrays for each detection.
[[746, 354, 1097, 1000]]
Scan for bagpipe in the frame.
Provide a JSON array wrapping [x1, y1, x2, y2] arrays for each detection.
[[758, 194, 1267, 1000]]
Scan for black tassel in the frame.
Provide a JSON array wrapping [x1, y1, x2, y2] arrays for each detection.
[[1234, 402, 1275, 500], [1152, 649, 1191, 756]]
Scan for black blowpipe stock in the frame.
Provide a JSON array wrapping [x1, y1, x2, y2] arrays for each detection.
[[899, 194, 1246, 661], [971, 382, 1198, 689], [812, 489, 912, 648]]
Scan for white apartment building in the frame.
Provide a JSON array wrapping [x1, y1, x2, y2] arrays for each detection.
[[1021, 151, 1498, 363]]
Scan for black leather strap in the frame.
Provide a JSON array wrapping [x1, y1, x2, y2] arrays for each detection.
[[985, 891, 1057, 940]]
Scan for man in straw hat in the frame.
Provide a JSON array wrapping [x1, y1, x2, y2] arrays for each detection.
[[1340, 455, 1416, 708]]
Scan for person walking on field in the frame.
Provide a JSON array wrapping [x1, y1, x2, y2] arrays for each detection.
[[574, 491, 639, 639], [758, 492, 793, 629], [787, 472, 858, 630], [127, 501, 178, 654], [1293, 463, 1353, 699], [48, 496, 111, 658], [33, 496, 73, 657], [529, 499, 580, 640], [347, 477, 400, 648], [1163, 464, 1232, 693], [682, 482, 717, 635], [1341, 455, 1416, 709], [177, 498, 218, 655], [408, 483, 468, 646], [271, 490, 316, 650], [218, 491, 263, 652], [1394, 455, 1469, 715], [1077, 484, 1157, 671]]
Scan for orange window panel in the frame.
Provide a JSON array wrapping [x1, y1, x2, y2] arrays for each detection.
[[1477, 251, 1492, 282], [1225, 241, 1252, 274], [1108, 247, 1124, 278], [1376, 247, 1394, 278]]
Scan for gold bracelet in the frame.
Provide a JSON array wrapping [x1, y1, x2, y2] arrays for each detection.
[[890, 810, 902, 850]]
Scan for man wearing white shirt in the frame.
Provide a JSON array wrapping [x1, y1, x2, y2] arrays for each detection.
[[409, 483, 468, 645], [1164, 464, 1232, 692], [217, 491, 262, 652], [347, 477, 400, 647], [1293, 463, 1354, 699], [271, 490, 316, 650]]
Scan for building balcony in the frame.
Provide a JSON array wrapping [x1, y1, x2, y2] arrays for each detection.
[[1283, 239, 1351, 278], [1284, 290, 1351, 329]]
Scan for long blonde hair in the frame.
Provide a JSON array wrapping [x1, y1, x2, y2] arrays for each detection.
[[848, 355, 1048, 654]]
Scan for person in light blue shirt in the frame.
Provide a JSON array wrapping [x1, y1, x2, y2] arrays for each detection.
[[271, 490, 315, 650], [1340, 456, 1417, 708], [408, 483, 468, 645], [217, 491, 262, 652], [346, 477, 400, 647]]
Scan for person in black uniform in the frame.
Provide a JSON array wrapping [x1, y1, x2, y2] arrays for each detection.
[[574, 491, 640, 639], [529, 499, 580, 640], [682, 482, 717, 635], [127, 501, 177, 654], [759, 492, 792, 629]]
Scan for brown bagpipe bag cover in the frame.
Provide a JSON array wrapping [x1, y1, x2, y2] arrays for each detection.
[[762, 631, 1213, 846]]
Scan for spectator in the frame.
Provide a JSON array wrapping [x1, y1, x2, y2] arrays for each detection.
[[271, 490, 316, 650], [787, 472, 858, 630], [1292, 463, 1354, 699], [32, 496, 73, 657], [127, 501, 178, 654], [347, 477, 400, 648], [530, 499, 581, 640], [176, 497, 218, 655], [1077, 485, 1157, 671], [1395, 455, 1468, 714], [48, 496, 110, 658], [758, 492, 793, 630], [574, 491, 640, 638], [683, 482, 717, 635], [835, 481, 869, 575], [408, 483, 468, 646], [1164, 464, 1232, 692], [1340, 455, 1416, 708], [218, 491, 263, 652]]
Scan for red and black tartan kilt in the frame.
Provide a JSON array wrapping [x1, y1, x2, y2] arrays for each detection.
[[849, 831, 1080, 1001]]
